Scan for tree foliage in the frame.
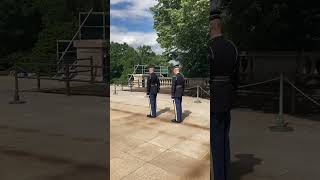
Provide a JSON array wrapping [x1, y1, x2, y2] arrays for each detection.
[[152, 0, 320, 77], [0, 0, 105, 66], [151, 0, 210, 77], [224, 0, 320, 51], [0, 0, 41, 63], [110, 42, 169, 83]]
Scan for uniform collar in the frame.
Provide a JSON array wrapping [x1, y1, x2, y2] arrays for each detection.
[[210, 34, 223, 41]]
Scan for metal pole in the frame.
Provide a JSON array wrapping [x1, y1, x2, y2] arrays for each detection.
[[279, 73, 283, 121], [113, 83, 117, 95], [269, 73, 293, 132], [65, 64, 71, 96], [90, 56, 94, 83], [9, 62, 25, 104], [194, 85, 201, 103], [58, 8, 93, 64], [37, 69, 40, 90]]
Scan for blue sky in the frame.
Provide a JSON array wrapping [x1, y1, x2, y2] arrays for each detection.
[[110, 0, 163, 54]]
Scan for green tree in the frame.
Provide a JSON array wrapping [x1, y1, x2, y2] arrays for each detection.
[[0, 0, 106, 67], [151, 0, 210, 77], [110, 42, 170, 83], [136, 45, 156, 65], [110, 42, 136, 82], [224, 0, 320, 51], [0, 0, 42, 64]]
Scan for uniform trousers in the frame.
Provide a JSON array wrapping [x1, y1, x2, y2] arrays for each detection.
[[211, 111, 231, 180], [149, 94, 157, 117]]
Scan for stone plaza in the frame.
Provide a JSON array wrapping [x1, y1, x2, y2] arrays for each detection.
[[0, 76, 320, 180]]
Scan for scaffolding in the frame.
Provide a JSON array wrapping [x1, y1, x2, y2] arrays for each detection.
[[130, 65, 170, 77]]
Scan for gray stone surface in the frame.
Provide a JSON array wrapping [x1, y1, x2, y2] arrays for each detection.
[[111, 88, 320, 180], [0, 76, 108, 180], [110, 90, 211, 179], [1, 76, 320, 180]]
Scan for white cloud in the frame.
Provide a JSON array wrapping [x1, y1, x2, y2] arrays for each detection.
[[110, 0, 164, 54], [110, 26, 164, 54], [110, 0, 157, 20]]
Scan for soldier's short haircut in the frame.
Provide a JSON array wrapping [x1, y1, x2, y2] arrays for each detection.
[[148, 65, 155, 69]]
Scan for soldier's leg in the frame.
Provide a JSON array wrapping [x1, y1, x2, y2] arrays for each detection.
[[150, 95, 156, 117], [224, 111, 231, 180], [154, 94, 157, 116], [211, 112, 226, 180], [148, 95, 152, 116], [175, 97, 182, 122], [178, 97, 183, 122], [172, 98, 177, 121]]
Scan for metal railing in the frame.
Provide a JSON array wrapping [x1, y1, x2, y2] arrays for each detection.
[[132, 65, 170, 76], [7, 60, 107, 103], [114, 72, 320, 132]]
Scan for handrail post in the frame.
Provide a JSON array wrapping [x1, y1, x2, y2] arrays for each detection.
[[269, 73, 293, 132], [113, 83, 117, 95], [37, 65, 40, 90], [90, 56, 94, 83], [194, 85, 201, 103], [9, 61, 25, 104], [279, 73, 283, 121], [65, 64, 71, 96]]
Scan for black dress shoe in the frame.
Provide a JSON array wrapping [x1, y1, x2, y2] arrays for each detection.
[[171, 119, 180, 123], [147, 115, 156, 118]]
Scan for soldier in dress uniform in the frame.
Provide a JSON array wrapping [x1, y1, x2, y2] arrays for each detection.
[[146, 65, 160, 118], [171, 64, 185, 123], [208, 9, 240, 180]]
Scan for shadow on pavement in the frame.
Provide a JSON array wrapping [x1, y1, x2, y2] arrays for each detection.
[[157, 107, 171, 116], [183, 110, 192, 120], [231, 154, 262, 180]]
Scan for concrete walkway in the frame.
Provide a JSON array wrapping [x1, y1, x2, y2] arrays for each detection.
[[0, 76, 108, 180], [1, 76, 320, 180], [230, 109, 320, 180], [111, 88, 320, 180], [110, 90, 210, 180]]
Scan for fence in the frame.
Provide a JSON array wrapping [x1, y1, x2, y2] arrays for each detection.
[[6, 59, 108, 103], [113, 72, 320, 131], [129, 77, 209, 88]]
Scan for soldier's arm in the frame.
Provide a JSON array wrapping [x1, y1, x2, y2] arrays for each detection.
[[231, 56, 240, 91], [171, 77, 175, 98], [181, 76, 185, 92], [208, 46, 214, 81], [157, 76, 160, 91], [147, 76, 151, 95]]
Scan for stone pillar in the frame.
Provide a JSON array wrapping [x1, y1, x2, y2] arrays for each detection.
[[73, 40, 106, 80], [132, 74, 147, 87]]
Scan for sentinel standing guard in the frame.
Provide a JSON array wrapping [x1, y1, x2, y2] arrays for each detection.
[[209, 6, 240, 180], [146, 65, 160, 118], [171, 64, 185, 123]]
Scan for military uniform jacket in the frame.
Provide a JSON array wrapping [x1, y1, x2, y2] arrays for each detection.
[[171, 73, 185, 98], [147, 72, 160, 95], [208, 35, 239, 112]]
